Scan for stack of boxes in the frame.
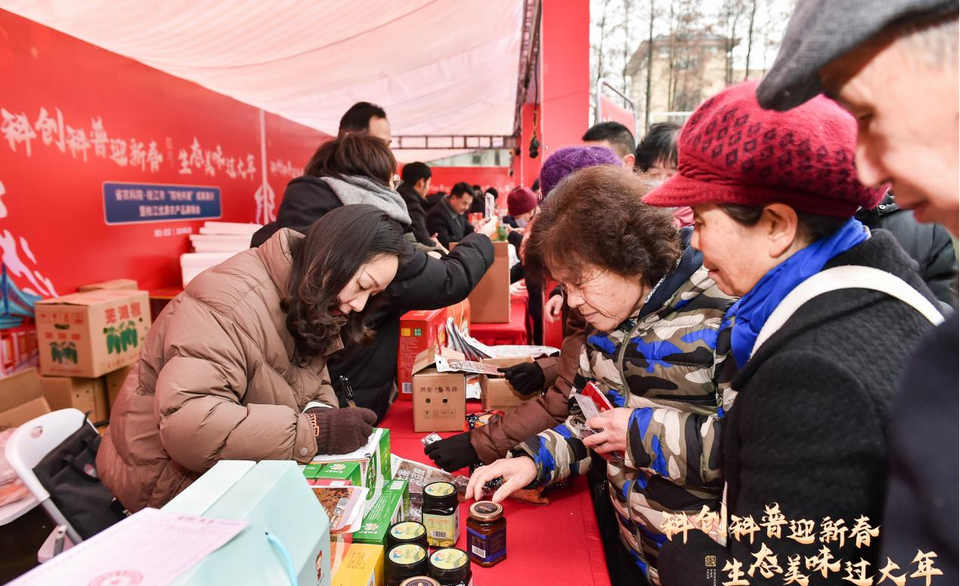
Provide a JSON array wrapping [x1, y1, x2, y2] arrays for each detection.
[[303, 429, 415, 586], [33, 279, 151, 425]]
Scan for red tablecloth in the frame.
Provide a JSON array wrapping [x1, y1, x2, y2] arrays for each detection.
[[380, 400, 611, 586], [469, 292, 529, 346]]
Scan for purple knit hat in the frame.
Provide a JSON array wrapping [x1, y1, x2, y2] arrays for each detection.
[[539, 146, 622, 199]]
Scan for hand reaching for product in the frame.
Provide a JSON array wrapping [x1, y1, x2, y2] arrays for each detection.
[[424, 432, 480, 471], [476, 217, 498, 239], [497, 362, 545, 395], [466, 456, 538, 503], [543, 293, 564, 323]]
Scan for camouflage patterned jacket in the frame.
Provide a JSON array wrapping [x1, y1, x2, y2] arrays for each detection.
[[513, 238, 736, 584]]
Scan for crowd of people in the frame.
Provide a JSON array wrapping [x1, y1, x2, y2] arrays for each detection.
[[96, 1, 957, 585]]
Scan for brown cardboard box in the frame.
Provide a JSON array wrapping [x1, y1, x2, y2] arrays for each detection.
[[480, 356, 536, 411], [466, 240, 510, 323], [411, 351, 467, 432], [105, 364, 133, 412], [78, 279, 138, 292], [39, 376, 109, 422], [0, 368, 51, 430], [36, 289, 151, 378]]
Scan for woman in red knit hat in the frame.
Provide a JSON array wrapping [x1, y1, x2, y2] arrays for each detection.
[[643, 81, 946, 585]]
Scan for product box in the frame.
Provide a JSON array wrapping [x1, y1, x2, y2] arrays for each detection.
[[35, 289, 152, 378], [0, 368, 50, 429], [312, 428, 392, 513], [78, 279, 138, 292], [480, 355, 537, 411], [352, 479, 411, 545], [466, 240, 510, 323], [104, 364, 133, 412], [39, 375, 109, 422], [312, 461, 363, 487], [331, 543, 384, 586], [398, 308, 447, 401], [411, 350, 467, 433]]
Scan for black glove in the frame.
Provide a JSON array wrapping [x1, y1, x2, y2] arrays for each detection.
[[424, 432, 480, 472], [498, 362, 545, 395]]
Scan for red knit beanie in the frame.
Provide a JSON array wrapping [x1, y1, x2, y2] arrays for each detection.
[[643, 81, 885, 218], [507, 186, 538, 217]]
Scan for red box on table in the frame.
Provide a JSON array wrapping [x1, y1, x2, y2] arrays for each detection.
[[397, 300, 470, 401]]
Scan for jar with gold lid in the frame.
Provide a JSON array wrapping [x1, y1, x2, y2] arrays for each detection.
[[466, 500, 506, 567]]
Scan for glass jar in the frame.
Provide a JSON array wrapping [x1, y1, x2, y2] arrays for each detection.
[[466, 500, 506, 567], [399, 578, 440, 586], [428, 548, 472, 586], [386, 544, 429, 586], [387, 521, 429, 550], [422, 481, 459, 548]]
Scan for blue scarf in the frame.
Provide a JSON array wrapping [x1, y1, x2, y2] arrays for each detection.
[[726, 217, 869, 368]]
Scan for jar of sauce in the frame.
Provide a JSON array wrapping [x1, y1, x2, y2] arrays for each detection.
[[387, 521, 429, 550], [400, 578, 440, 586], [386, 544, 429, 586], [466, 500, 506, 567], [422, 481, 459, 548], [428, 548, 472, 586]]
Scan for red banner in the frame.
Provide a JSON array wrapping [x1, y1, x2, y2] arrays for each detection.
[[0, 11, 327, 297]]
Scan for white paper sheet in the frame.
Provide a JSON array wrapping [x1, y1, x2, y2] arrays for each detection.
[[9, 508, 247, 586]]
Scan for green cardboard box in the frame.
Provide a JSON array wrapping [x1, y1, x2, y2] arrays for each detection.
[[352, 479, 410, 546], [314, 462, 363, 487], [312, 427, 393, 512], [302, 463, 324, 479]]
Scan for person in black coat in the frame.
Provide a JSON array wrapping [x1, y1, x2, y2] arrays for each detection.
[[643, 83, 943, 586], [856, 193, 956, 310], [425, 182, 475, 249], [252, 134, 495, 420], [397, 162, 438, 249]]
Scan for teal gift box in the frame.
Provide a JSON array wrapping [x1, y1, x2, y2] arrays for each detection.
[[164, 460, 331, 586]]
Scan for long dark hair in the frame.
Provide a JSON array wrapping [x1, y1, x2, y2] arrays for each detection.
[[282, 204, 404, 360], [304, 132, 396, 186]]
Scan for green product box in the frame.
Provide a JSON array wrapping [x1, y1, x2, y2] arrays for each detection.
[[315, 461, 363, 486], [302, 463, 324, 479], [352, 479, 410, 545], [376, 428, 392, 483]]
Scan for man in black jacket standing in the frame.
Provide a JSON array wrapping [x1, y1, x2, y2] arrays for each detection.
[[398, 162, 438, 249], [426, 182, 476, 249], [757, 2, 958, 584]]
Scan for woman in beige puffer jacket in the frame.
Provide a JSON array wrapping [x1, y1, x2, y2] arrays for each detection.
[[97, 205, 404, 511]]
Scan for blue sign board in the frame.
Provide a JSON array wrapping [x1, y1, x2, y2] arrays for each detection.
[[103, 182, 222, 225]]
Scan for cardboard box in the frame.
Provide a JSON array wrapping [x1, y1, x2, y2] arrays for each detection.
[[312, 428, 392, 513], [39, 375, 109, 421], [466, 240, 510, 323], [480, 356, 537, 411], [411, 352, 467, 433], [105, 364, 133, 412], [332, 543, 384, 586], [35, 289, 152, 378], [352, 479, 410, 545], [78, 279, 138, 292], [0, 368, 51, 430]]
